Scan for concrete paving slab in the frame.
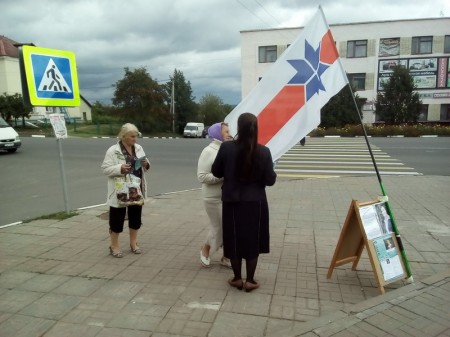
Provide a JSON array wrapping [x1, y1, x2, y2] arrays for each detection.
[[0, 175, 449, 336]]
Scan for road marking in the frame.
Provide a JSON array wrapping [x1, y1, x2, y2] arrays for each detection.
[[275, 138, 421, 178], [276, 168, 421, 175]]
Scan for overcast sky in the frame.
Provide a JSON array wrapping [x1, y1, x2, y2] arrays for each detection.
[[1, 0, 449, 105]]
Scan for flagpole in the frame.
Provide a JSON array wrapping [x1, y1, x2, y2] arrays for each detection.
[[346, 83, 413, 280], [319, 4, 412, 280]]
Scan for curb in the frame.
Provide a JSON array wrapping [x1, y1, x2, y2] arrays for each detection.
[[26, 136, 183, 139], [0, 188, 200, 229], [25, 135, 442, 139]]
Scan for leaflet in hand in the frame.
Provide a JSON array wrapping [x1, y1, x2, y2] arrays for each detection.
[[134, 156, 147, 170]]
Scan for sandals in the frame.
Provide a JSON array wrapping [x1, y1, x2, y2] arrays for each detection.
[[109, 245, 142, 257], [109, 246, 123, 258], [130, 245, 142, 254]]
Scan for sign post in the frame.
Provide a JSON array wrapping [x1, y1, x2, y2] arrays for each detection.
[[19, 46, 80, 215], [49, 112, 70, 214]]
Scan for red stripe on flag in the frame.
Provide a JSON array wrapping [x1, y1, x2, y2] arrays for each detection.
[[320, 30, 339, 64], [257, 85, 305, 145]]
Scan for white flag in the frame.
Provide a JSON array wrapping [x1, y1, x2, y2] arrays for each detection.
[[225, 7, 348, 161]]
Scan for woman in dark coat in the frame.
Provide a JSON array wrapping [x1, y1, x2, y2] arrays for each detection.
[[211, 113, 276, 292]]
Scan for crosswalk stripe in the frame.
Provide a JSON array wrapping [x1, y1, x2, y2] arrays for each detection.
[[276, 168, 420, 175], [276, 174, 340, 179], [275, 138, 421, 178], [283, 153, 392, 157], [276, 164, 415, 170], [278, 161, 404, 165]]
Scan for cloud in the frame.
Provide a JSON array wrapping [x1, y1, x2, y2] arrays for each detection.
[[1, 0, 449, 105]]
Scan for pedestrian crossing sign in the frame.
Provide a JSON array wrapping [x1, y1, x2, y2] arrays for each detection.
[[21, 46, 80, 106]]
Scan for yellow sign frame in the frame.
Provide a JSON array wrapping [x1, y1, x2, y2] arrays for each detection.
[[22, 46, 80, 107]]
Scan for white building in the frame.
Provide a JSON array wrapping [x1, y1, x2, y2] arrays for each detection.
[[0, 35, 92, 122], [240, 17, 450, 123]]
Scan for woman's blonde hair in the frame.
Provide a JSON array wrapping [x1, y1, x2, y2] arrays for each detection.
[[118, 123, 140, 139]]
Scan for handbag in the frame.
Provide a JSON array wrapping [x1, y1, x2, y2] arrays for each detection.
[[114, 174, 144, 207]]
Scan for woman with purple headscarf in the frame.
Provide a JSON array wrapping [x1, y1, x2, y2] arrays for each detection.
[[197, 122, 232, 268]]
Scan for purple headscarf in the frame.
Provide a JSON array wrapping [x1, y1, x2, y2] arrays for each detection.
[[208, 122, 223, 141]]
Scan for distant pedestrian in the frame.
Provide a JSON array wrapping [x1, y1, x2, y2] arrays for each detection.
[[198, 122, 233, 268], [300, 137, 306, 146], [101, 123, 151, 258], [212, 113, 277, 292]]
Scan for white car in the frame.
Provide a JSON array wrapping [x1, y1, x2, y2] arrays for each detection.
[[183, 122, 205, 138], [0, 117, 22, 153]]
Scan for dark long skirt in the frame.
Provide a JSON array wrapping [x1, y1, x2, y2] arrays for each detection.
[[222, 200, 270, 259]]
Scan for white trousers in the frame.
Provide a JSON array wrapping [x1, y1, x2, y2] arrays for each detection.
[[203, 199, 223, 253]]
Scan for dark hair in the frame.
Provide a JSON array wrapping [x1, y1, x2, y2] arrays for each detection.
[[236, 113, 258, 181]]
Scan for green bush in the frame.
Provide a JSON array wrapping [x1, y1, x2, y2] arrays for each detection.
[[308, 123, 450, 137]]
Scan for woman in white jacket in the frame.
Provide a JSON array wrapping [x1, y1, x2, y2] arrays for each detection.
[[198, 122, 232, 267], [101, 123, 150, 258]]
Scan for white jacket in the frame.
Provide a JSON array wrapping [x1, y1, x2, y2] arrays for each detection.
[[197, 139, 223, 200], [101, 142, 150, 207]]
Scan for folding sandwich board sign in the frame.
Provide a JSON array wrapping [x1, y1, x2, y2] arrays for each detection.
[[327, 199, 407, 294]]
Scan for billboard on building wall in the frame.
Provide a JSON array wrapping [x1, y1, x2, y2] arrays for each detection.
[[379, 38, 400, 57], [437, 58, 448, 88], [447, 60, 450, 88], [377, 57, 450, 91]]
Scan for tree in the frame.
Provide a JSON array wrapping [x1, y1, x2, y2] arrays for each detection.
[[163, 69, 197, 133], [91, 101, 120, 123], [198, 93, 229, 126], [320, 86, 364, 128], [375, 65, 422, 123], [113, 67, 170, 132], [0, 93, 32, 126]]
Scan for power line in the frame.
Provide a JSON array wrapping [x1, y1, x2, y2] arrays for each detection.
[[234, 0, 299, 42], [253, 0, 283, 26], [234, 0, 275, 28]]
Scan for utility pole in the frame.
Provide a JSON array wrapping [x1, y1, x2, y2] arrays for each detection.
[[171, 81, 175, 133]]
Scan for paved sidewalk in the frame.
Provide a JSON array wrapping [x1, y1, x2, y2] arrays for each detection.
[[0, 175, 449, 337]]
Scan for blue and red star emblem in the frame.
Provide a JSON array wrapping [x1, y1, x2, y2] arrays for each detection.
[[287, 40, 330, 100]]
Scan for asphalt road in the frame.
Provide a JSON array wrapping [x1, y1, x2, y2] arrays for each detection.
[[368, 137, 450, 176], [0, 137, 210, 226], [0, 136, 449, 226]]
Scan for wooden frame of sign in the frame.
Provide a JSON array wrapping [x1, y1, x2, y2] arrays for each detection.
[[327, 199, 407, 294]]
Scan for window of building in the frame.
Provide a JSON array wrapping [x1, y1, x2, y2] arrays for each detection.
[[379, 38, 400, 57], [440, 104, 450, 120], [418, 105, 428, 121], [347, 40, 367, 58], [258, 45, 277, 63], [348, 73, 366, 90], [411, 36, 433, 54], [444, 36, 450, 54]]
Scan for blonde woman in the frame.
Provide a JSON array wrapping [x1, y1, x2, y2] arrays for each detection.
[[101, 123, 151, 258], [198, 122, 232, 267]]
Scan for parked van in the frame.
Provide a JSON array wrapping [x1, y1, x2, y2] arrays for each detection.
[[0, 117, 22, 153], [183, 122, 204, 138]]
